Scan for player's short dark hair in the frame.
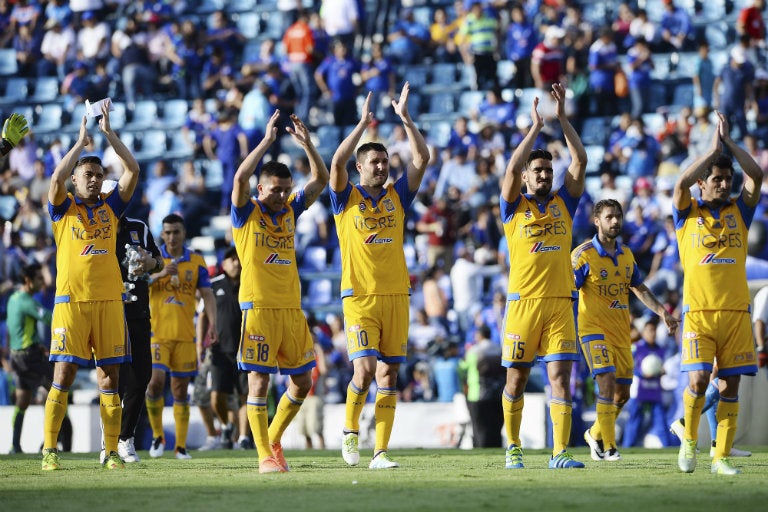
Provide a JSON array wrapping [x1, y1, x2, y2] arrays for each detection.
[[356, 142, 388, 161], [593, 199, 623, 218], [21, 262, 42, 281], [223, 246, 238, 260], [72, 155, 103, 175], [702, 154, 734, 181], [525, 148, 553, 169], [260, 160, 292, 181], [162, 213, 185, 226]]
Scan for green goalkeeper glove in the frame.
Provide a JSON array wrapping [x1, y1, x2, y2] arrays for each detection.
[[1, 113, 29, 155]]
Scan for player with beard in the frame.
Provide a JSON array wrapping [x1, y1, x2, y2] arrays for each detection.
[[572, 199, 678, 463], [499, 83, 587, 470]]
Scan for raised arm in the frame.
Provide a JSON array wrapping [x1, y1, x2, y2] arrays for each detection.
[[232, 109, 280, 208], [553, 83, 587, 198], [286, 114, 329, 207], [99, 101, 140, 203], [501, 96, 543, 202], [330, 92, 374, 193], [631, 282, 679, 335], [49, 115, 89, 206], [673, 114, 721, 210], [719, 112, 763, 207], [394, 82, 430, 193]]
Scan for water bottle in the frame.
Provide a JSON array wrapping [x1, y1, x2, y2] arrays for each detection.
[[124, 244, 141, 281], [123, 281, 138, 302]]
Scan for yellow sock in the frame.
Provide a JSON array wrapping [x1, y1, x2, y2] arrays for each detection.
[[43, 385, 69, 449], [145, 394, 165, 438], [246, 396, 270, 462], [683, 387, 706, 441], [268, 392, 304, 444], [100, 390, 122, 453], [550, 398, 572, 456], [502, 390, 523, 447], [374, 387, 397, 453], [713, 398, 739, 462], [173, 400, 190, 450], [344, 382, 368, 433], [595, 398, 616, 449]]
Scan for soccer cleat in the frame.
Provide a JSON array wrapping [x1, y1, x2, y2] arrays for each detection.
[[709, 442, 752, 458], [118, 437, 140, 463], [237, 437, 255, 450], [198, 435, 221, 451], [259, 456, 288, 474], [342, 432, 360, 466], [548, 450, 585, 469], [678, 439, 697, 473], [270, 442, 290, 471], [102, 451, 125, 470], [583, 430, 605, 461], [99, 450, 107, 464], [41, 448, 60, 471], [175, 447, 192, 460], [669, 419, 685, 442], [711, 457, 742, 475], [603, 448, 621, 461], [369, 451, 399, 469], [505, 444, 524, 469], [149, 436, 164, 458], [221, 426, 234, 450]]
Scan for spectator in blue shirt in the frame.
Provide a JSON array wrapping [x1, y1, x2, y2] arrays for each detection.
[[203, 108, 248, 214], [387, 7, 430, 65], [504, 3, 538, 89], [627, 38, 654, 118], [360, 41, 395, 119], [659, 0, 693, 51], [588, 26, 620, 116], [314, 39, 360, 127]]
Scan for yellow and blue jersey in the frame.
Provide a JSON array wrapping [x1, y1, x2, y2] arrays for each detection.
[[48, 190, 127, 303], [330, 174, 416, 298], [149, 246, 211, 342], [674, 197, 754, 313], [572, 235, 644, 347], [500, 186, 580, 300], [232, 191, 306, 310]]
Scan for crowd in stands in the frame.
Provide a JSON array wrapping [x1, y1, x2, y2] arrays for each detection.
[[3, 0, 768, 446]]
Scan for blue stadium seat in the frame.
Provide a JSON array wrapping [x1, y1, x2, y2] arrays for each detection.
[[202, 159, 224, 189], [236, 12, 261, 39], [166, 130, 195, 159], [672, 83, 694, 107], [260, 10, 284, 40], [29, 77, 59, 103], [194, 0, 225, 14], [63, 102, 87, 133], [428, 63, 458, 86], [496, 60, 516, 87], [108, 102, 127, 130], [647, 83, 668, 112], [458, 90, 484, 115], [132, 130, 167, 162], [227, 0, 256, 12], [33, 103, 63, 133], [580, 117, 610, 147], [124, 100, 158, 131], [159, 99, 189, 129], [0, 78, 29, 105], [428, 121, 452, 148], [0, 49, 18, 76], [401, 65, 430, 88], [584, 144, 605, 176], [424, 92, 456, 119]]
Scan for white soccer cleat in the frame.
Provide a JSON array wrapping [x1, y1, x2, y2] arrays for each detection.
[[669, 419, 685, 442], [149, 436, 165, 458], [369, 451, 399, 469], [583, 429, 605, 461], [175, 447, 192, 460], [342, 432, 360, 466], [118, 437, 140, 463], [603, 448, 621, 462], [678, 439, 697, 473], [711, 457, 741, 475], [198, 435, 221, 451]]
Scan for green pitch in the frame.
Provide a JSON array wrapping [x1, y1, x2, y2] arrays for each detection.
[[1, 448, 766, 511]]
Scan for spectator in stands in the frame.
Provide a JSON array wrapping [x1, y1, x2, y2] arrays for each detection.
[[315, 39, 360, 127], [429, 5, 461, 64], [203, 108, 248, 215], [475, 87, 516, 133], [421, 265, 451, 329], [680, 105, 716, 170], [627, 38, 654, 118], [659, 0, 693, 52], [458, 1, 499, 91], [417, 195, 460, 269], [612, 2, 635, 50], [167, 19, 204, 100], [283, 12, 316, 122], [408, 309, 448, 359], [240, 38, 279, 89], [60, 61, 90, 112], [360, 41, 395, 121], [320, 0, 359, 51], [736, 0, 766, 56], [531, 25, 565, 92], [445, 116, 478, 162], [387, 7, 430, 66], [450, 245, 484, 336], [562, 3, 594, 45], [12, 23, 39, 77], [627, 8, 657, 49], [692, 41, 715, 109], [466, 154, 500, 210], [38, 18, 75, 80], [76, 10, 110, 63], [595, 168, 630, 210], [111, 18, 156, 106], [295, 199, 329, 259], [206, 10, 245, 63], [647, 215, 681, 297], [434, 145, 476, 200], [588, 26, 620, 117], [713, 46, 755, 141], [504, 3, 537, 90], [182, 98, 214, 159], [44, 0, 72, 28], [202, 46, 234, 99], [9, 0, 40, 34], [611, 117, 661, 179]]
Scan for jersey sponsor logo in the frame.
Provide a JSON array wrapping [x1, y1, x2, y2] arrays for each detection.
[[264, 253, 292, 265], [248, 334, 265, 341], [364, 233, 393, 244], [164, 296, 185, 306], [80, 244, 109, 255], [600, 268, 608, 280], [359, 202, 366, 212], [524, 209, 533, 220], [530, 241, 561, 253], [609, 300, 628, 309], [699, 253, 736, 265], [683, 331, 697, 339]]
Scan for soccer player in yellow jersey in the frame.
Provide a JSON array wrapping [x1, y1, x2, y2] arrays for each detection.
[[232, 111, 329, 474], [572, 199, 678, 462], [43, 100, 139, 470], [330, 83, 430, 469], [145, 213, 217, 460], [673, 112, 762, 475], [499, 83, 586, 469]]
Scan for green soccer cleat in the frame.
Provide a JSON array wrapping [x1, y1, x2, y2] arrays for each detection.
[[678, 439, 697, 473], [548, 450, 585, 469], [711, 458, 741, 475], [102, 451, 125, 470], [41, 448, 60, 471], [505, 444, 524, 469]]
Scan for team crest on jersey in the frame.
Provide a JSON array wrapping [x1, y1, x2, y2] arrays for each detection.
[[383, 198, 395, 212], [185, 270, 193, 282], [130, 231, 140, 244], [725, 214, 737, 230], [600, 268, 608, 280], [98, 209, 110, 223], [625, 266, 631, 278], [285, 217, 294, 233], [359, 202, 366, 212], [549, 204, 562, 218]]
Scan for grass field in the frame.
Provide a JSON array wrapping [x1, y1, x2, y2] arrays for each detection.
[[1, 447, 766, 511]]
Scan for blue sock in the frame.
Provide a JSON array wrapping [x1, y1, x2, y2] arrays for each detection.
[[703, 379, 719, 442]]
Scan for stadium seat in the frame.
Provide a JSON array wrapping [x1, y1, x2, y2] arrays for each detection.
[[672, 83, 694, 107], [227, 0, 256, 12], [159, 99, 189, 129], [647, 83, 668, 112], [458, 90, 484, 115], [28, 77, 59, 103], [0, 77, 29, 105], [194, 0, 225, 14], [236, 12, 261, 39], [260, 10, 284, 40], [420, 92, 456, 122], [124, 100, 158, 131], [33, 103, 63, 133], [166, 130, 195, 160], [108, 102, 127, 130], [301, 246, 328, 271], [132, 130, 167, 162], [0, 49, 18, 76], [584, 145, 605, 176], [580, 117, 610, 147], [428, 120, 452, 149], [401, 65, 430, 88], [705, 22, 731, 50], [63, 102, 87, 133], [496, 60, 516, 88], [202, 159, 224, 190], [427, 63, 458, 87]]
